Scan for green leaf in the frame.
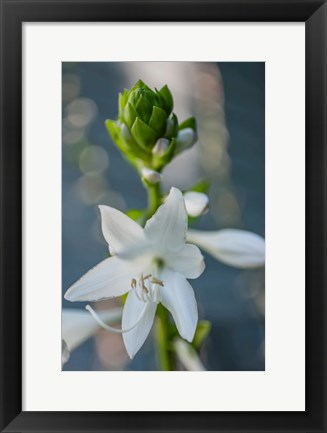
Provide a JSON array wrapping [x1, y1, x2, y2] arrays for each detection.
[[157, 85, 173, 114], [149, 106, 167, 135], [188, 179, 210, 194], [131, 117, 159, 150], [123, 102, 138, 129], [179, 116, 197, 132], [126, 209, 145, 222], [192, 320, 211, 350]]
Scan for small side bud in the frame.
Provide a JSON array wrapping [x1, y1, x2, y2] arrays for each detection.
[[184, 191, 209, 217], [176, 128, 198, 149], [152, 138, 170, 156], [141, 168, 162, 184]]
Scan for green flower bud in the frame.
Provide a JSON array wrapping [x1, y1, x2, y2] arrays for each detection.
[[121, 80, 174, 142], [105, 80, 199, 174]]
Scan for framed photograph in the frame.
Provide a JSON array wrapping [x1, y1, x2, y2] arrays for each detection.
[[0, 1, 326, 432]]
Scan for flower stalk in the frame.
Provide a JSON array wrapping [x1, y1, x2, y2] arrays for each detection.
[[146, 182, 161, 219], [154, 305, 173, 370]]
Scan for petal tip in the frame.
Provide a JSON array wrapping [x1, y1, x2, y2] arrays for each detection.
[[183, 328, 196, 343], [169, 186, 182, 198], [199, 257, 206, 276], [64, 289, 74, 302], [98, 204, 112, 215]]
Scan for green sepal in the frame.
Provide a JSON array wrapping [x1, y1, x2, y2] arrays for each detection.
[[123, 102, 138, 129], [179, 116, 197, 132], [149, 106, 168, 135], [131, 117, 159, 150], [192, 320, 212, 350], [156, 85, 173, 115], [187, 179, 210, 194], [134, 93, 155, 123], [132, 79, 153, 93], [126, 209, 145, 223], [165, 113, 178, 139], [105, 119, 149, 163], [118, 90, 129, 121], [120, 293, 128, 304]]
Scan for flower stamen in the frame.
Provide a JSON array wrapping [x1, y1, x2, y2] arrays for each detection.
[[151, 277, 164, 286], [85, 304, 147, 334], [139, 273, 149, 293], [131, 272, 164, 304]]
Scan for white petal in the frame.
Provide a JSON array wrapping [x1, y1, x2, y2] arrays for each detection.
[[62, 340, 70, 365], [187, 229, 265, 268], [160, 269, 198, 342], [122, 291, 157, 359], [64, 256, 138, 302], [144, 187, 187, 252], [99, 205, 145, 255], [183, 191, 209, 217], [62, 308, 122, 352], [165, 243, 205, 279]]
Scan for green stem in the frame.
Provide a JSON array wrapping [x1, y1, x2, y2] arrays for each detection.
[[146, 182, 161, 219], [154, 306, 172, 370]]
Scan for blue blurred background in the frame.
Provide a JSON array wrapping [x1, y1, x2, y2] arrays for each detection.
[[62, 62, 265, 371]]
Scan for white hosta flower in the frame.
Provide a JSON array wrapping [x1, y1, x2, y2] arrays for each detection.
[[65, 188, 205, 359], [187, 229, 265, 269], [183, 191, 209, 217]]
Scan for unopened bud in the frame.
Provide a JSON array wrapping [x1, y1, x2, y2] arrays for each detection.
[[176, 128, 197, 148], [152, 138, 170, 156], [184, 191, 209, 217], [141, 168, 162, 184]]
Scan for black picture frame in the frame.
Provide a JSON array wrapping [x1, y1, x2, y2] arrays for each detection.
[[0, 1, 326, 432]]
